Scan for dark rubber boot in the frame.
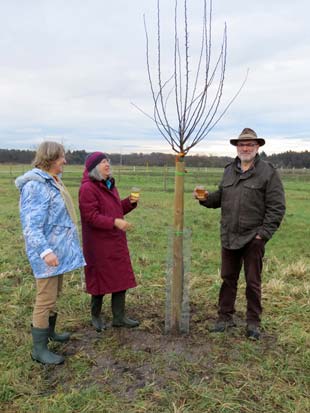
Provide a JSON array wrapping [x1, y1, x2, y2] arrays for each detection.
[[48, 313, 70, 343], [246, 324, 260, 340], [112, 291, 139, 328], [91, 295, 106, 332], [31, 326, 65, 365]]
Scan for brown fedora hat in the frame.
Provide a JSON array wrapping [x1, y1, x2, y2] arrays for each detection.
[[230, 128, 265, 146]]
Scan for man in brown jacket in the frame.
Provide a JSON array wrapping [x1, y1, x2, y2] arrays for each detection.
[[195, 128, 285, 340]]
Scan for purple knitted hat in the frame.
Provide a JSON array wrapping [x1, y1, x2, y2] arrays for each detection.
[[85, 152, 108, 172]]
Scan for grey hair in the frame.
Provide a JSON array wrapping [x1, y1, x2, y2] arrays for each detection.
[[88, 164, 104, 181]]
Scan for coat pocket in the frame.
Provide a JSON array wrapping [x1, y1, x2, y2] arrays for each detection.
[[243, 180, 265, 205]]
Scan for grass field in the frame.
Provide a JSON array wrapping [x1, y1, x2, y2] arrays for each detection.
[[0, 164, 309, 413]]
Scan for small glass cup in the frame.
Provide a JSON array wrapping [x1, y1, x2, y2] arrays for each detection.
[[130, 186, 140, 202], [196, 185, 206, 200]]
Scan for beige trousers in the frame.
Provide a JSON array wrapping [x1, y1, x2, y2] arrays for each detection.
[[32, 275, 63, 328]]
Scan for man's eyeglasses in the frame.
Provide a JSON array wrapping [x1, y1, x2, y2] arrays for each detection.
[[237, 142, 258, 148]]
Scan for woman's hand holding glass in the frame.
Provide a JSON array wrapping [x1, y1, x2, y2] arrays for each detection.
[[129, 187, 140, 204]]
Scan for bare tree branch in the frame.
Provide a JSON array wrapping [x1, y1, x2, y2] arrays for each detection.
[[174, 0, 182, 127], [140, 0, 246, 155]]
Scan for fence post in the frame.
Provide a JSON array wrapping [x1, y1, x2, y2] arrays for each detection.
[[163, 164, 168, 192]]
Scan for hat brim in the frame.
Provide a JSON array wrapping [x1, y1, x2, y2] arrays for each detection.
[[230, 138, 265, 147]]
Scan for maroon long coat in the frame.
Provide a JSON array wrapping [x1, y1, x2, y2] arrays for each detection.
[[79, 172, 137, 295]]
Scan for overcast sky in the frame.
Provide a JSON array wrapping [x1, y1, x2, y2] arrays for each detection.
[[0, 0, 309, 157]]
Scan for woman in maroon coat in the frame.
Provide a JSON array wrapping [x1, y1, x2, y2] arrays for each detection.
[[79, 152, 139, 331]]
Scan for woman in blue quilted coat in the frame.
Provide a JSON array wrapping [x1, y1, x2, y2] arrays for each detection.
[[15, 141, 85, 365]]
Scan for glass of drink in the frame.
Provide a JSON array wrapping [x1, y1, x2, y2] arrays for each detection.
[[130, 187, 140, 202], [196, 185, 206, 200]]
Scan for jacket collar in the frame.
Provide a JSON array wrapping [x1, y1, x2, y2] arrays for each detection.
[[15, 167, 61, 191]]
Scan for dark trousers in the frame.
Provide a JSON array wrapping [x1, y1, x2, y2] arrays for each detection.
[[218, 238, 265, 325]]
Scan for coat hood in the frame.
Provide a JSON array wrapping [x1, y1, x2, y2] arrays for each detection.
[[81, 168, 90, 184], [15, 168, 53, 192]]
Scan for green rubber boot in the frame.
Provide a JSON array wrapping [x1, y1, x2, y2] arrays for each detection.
[[112, 291, 139, 328], [31, 326, 65, 365], [91, 295, 106, 332], [48, 313, 70, 342]]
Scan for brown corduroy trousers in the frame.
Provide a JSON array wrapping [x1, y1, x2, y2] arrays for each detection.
[[218, 238, 265, 326], [32, 275, 63, 328]]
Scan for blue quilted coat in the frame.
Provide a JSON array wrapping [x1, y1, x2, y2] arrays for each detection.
[[15, 168, 85, 278]]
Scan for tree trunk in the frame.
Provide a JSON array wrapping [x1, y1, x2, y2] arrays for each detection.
[[170, 154, 185, 333]]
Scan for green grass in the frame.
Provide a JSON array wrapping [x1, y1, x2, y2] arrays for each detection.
[[0, 164, 309, 412]]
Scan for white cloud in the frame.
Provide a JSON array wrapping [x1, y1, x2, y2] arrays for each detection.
[[0, 0, 309, 155]]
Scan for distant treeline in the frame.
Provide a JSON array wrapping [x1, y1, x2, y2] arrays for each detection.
[[1, 148, 310, 169]]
